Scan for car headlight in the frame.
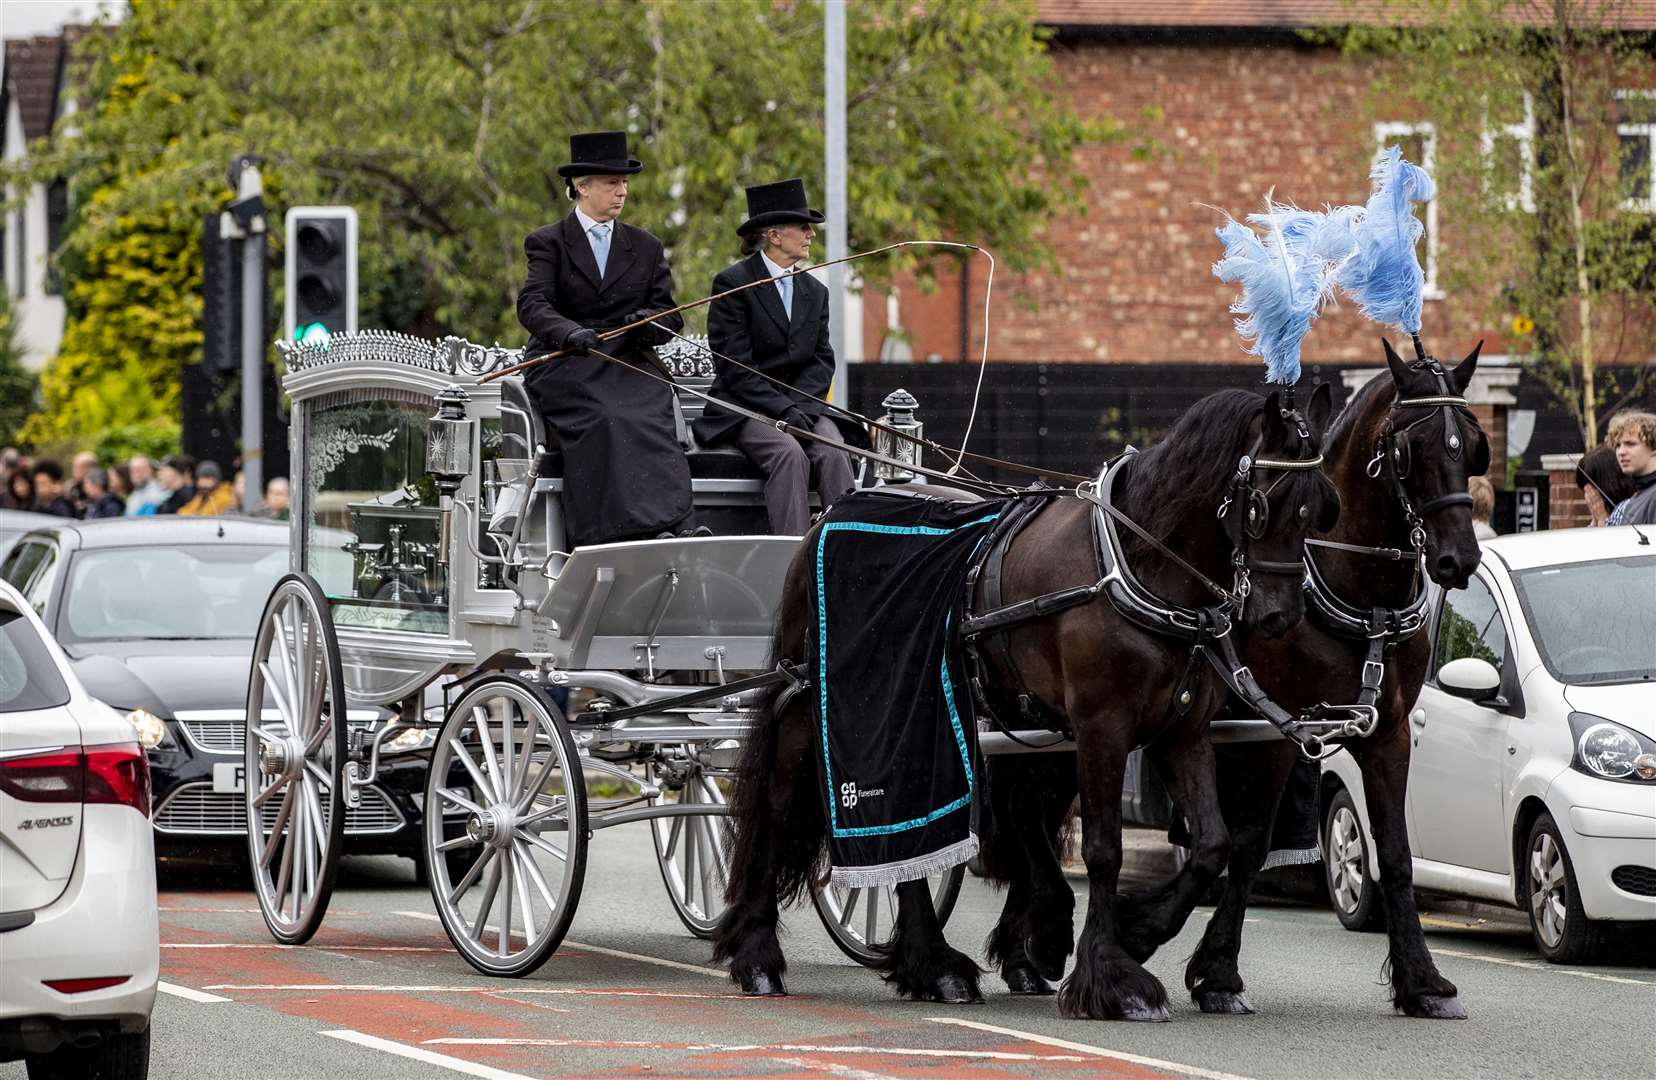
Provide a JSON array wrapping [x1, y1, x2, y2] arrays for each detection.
[[382, 726, 437, 755], [1569, 713, 1656, 782], [124, 708, 173, 751]]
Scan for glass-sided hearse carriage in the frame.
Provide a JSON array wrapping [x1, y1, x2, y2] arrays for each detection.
[[243, 331, 960, 977]]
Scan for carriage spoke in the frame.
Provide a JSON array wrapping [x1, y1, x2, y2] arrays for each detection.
[[304, 760, 333, 791], [514, 839, 558, 912], [259, 661, 295, 731], [866, 888, 881, 943], [500, 701, 515, 811], [285, 792, 305, 921], [274, 607, 303, 733], [448, 742, 495, 806], [261, 784, 295, 867], [253, 724, 288, 747], [516, 793, 569, 829], [436, 786, 487, 818], [447, 846, 493, 903], [516, 746, 560, 813], [515, 828, 568, 862], [435, 833, 476, 853], [510, 847, 537, 944], [471, 706, 506, 801], [252, 775, 287, 810], [661, 813, 684, 861], [497, 851, 515, 957], [469, 854, 503, 942], [836, 887, 859, 928]]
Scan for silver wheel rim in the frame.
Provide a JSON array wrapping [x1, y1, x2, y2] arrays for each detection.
[[426, 682, 580, 973], [649, 766, 728, 936], [245, 581, 339, 938], [1529, 831, 1567, 949], [814, 869, 958, 960], [1329, 805, 1367, 916]]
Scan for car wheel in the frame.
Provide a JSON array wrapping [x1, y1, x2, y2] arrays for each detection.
[[1525, 813, 1604, 965], [1324, 787, 1382, 932], [25, 1026, 150, 1080]]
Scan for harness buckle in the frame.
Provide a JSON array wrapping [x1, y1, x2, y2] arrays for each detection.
[[1361, 659, 1385, 690]]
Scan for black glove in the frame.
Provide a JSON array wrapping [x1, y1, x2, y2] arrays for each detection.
[[563, 327, 600, 356], [782, 407, 813, 433], [626, 309, 672, 348]]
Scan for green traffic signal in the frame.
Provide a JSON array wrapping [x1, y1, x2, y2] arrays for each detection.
[[293, 322, 332, 346]]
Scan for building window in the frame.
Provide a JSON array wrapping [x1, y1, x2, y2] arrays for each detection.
[[1482, 92, 1535, 213], [44, 181, 67, 296], [1617, 90, 1656, 213], [1373, 122, 1441, 299]]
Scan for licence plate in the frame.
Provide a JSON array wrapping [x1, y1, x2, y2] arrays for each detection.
[[212, 762, 246, 794]]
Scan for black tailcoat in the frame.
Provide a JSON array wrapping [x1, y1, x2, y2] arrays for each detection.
[[692, 254, 867, 448], [516, 213, 691, 545]]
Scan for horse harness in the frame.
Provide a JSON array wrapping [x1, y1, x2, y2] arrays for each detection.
[[958, 435, 1332, 757]]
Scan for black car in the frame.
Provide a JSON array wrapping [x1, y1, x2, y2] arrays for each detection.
[[0, 517, 432, 867]]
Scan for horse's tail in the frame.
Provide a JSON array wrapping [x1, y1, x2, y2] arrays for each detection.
[[720, 532, 828, 913]]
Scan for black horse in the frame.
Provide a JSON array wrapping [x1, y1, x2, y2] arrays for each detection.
[[713, 385, 1339, 1018], [982, 340, 1488, 1020]]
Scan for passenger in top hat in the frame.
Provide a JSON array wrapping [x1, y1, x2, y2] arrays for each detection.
[[516, 130, 699, 546], [693, 179, 862, 535]]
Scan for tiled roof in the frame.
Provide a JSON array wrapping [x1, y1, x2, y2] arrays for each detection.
[[3, 34, 65, 141], [1035, 0, 1656, 30]]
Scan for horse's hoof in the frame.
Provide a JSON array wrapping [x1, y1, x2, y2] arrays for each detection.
[[739, 968, 786, 996], [928, 974, 982, 1004], [1195, 990, 1253, 1015], [1023, 935, 1066, 983], [1402, 994, 1466, 1020], [1118, 997, 1171, 1022], [1003, 967, 1055, 996]]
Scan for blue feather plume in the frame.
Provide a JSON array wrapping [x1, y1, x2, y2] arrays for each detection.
[[1334, 145, 1435, 335], [1212, 200, 1352, 385]]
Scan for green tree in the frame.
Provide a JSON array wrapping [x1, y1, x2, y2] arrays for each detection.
[[14, 0, 1112, 356], [0, 291, 37, 448], [1332, 0, 1655, 446]]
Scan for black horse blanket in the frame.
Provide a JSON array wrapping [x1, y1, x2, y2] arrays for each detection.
[[806, 490, 1006, 888]]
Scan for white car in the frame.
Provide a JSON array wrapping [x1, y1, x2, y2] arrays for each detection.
[[1322, 526, 1656, 964], [0, 580, 158, 1078]]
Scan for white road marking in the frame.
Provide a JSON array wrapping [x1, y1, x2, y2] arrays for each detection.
[[394, 908, 728, 978], [157, 981, 231, 1003], [163, 942, 448, 952], [928, 1018, 1260, 1080], [775, 1056, 897, 1080], [204, 983, 742, 1000], [1433, 946, 1656, 987], [426, 1037, 1087, 1062], [320, 1030, 536, 1080]]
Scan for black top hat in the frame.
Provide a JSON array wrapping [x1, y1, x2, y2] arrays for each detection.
[[558, 131, 644, 178], [737, 178, 826, 235]]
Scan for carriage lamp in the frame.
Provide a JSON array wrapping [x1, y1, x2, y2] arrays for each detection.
[[426, 384, 475, 496], [873, 388, 923, 483]]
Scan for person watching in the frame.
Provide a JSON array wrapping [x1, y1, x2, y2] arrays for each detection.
[[156, 455, 196, 515], [31, 460, 77, 518], [81, 467, 125, 519], [1467, 475, 1496, 541], [253, 477, 290, 520], [514, 130, 699, 546], [1574, 445, 1636, 527], [126, 455, 168, 515], [1606, 410, 1656, 526], [692, 178, 861, 535], [2, 469, 35, 511], [179, 460, 235, 516]]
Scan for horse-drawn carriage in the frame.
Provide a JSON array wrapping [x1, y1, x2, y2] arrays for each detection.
[[241, 330, 960, 975]]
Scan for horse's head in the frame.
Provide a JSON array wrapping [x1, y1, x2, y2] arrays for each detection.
[[1378, 338, 1489, 589], [1225, 383, 1342, 639]]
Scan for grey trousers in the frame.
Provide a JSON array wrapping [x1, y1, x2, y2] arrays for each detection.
[[732, 414, 856, 535]]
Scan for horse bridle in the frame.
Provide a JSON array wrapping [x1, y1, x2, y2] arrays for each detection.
[[1217, 411, 1326, 611], [1364, 358, 1480, 559]]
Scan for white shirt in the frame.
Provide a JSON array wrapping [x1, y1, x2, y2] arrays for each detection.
[[760, 250, 796, 314]]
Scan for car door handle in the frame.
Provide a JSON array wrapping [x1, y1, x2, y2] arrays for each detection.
[[1409, 708, 1427, 729]]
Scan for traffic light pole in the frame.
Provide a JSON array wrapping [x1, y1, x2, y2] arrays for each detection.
[[227, 159, 268, 514]]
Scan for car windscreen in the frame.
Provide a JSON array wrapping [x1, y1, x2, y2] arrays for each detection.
[[61, 545, 288, 644], [0, 608, 71, 712], [1511, 554, 1656, 685]]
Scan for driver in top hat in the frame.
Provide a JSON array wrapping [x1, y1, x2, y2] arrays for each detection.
[[516, 130, 700, 546], [692, 179, 863, 535]]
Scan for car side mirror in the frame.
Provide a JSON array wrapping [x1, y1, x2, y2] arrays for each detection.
[[1437, 657, 1502, 701]]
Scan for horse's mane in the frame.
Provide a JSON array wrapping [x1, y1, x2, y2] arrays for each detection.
[[1325, 369, 1396, 455], [1117, 387, 1268, 542]]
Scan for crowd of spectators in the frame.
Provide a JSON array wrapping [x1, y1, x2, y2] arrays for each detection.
[[0, 448, 289, 522]]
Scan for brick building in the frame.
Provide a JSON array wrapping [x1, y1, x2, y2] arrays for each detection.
[[846, 1, 1656, 528]]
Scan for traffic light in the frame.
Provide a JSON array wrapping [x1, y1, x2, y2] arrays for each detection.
[[284, 206, 357, 344], [201, 212, 242, 372]]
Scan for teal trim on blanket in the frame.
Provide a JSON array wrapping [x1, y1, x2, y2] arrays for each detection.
[[815, 515, 998, 839]]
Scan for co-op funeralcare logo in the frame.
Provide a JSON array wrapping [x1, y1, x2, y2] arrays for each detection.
[[839, 781, 885, 809]]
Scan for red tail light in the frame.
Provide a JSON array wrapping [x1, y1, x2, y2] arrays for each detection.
[[43, 976, 130, 994], [0, 743, 150, 818]]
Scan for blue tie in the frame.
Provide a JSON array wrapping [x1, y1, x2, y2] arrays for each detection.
[[590, 223, 610, 277], [779, 272, 793, 319]]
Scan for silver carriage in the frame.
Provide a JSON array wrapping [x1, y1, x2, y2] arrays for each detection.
[[241, 331, 960, 976]]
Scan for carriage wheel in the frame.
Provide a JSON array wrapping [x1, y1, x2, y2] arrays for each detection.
[[243, 573, 348, 945], [424, 674, 587, 977], [648, 759, 730, 939], [810, 865, 966, 967]]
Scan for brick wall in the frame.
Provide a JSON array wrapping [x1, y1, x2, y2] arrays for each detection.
[[1544, 453, 1591, 529]]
